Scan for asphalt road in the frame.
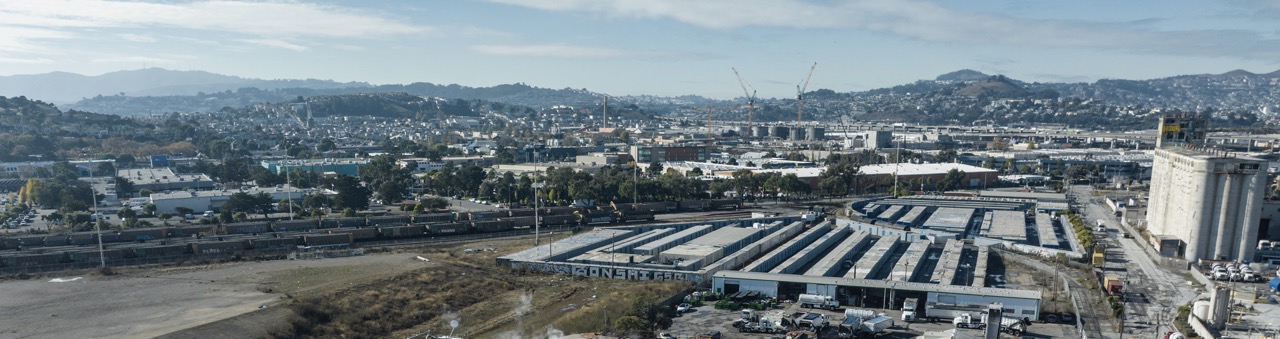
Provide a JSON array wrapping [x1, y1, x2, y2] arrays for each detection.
[[1068, 185, 1200, 338]]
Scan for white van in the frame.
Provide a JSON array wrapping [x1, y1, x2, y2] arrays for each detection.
[[1095, 219, 1106, 232]]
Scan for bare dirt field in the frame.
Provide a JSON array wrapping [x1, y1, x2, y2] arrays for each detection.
[[0, 234, 689, 339], [0, 251, 433, 338]]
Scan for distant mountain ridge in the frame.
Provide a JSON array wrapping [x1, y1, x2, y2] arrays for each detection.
[[0, 68, 370, 104]]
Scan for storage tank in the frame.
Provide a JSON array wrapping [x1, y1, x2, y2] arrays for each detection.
[[737, 126, 751, 137], [791, 128, 807, 141], [753, 126, 770, 138], [1210, 285, 1230, 329], [808, 127, 826, 141], [770, 126, 790, 139], [1191, 300, 1211, 321]]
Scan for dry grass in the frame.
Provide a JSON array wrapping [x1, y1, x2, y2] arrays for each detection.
[[266, 235, 690, 339]]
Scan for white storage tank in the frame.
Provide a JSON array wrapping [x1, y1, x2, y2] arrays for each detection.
[[1192, 300, 1211, 321]]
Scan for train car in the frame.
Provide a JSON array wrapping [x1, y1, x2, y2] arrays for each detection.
[[169, 225, 217, 237], [679, 199, 711, 211], [327, 227, 379, 240], [545, 206, 583, 215], [119, 228, 170, 242], [505, 216, 536, 228], [221, 222, 272, 235], [42, 235, 69, 247], [67, 232, 123, 245], [271, 219, 319, 232], [0, 238, 19, 250], [615, 211, 655, 223], [631, 202, 670, 213], [191, 240, 249, 255], [581, 211, 614, 225], [13, 235, 47, 248], [67, 248, 126, 262], [366, 215, 411, 226], [2, 253, 68, 267], [250, 235, 303, 250], [412, 213, 455, 224], [320, 217, 366, 228], [541, 214, 580, 226], [508, 209, 537, 218], [303, 233, 354, 247], [710, 198, 742, 210], [129, 243, 191, 258], [379, 225, 426, 238], [467, 211, 506, 221], [472, 220, 515, 233], [427, 222, 470, 235]]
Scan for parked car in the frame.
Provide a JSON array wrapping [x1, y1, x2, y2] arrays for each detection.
[[677, 303, 693, 313]]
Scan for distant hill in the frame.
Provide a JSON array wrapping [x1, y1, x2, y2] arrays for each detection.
[[0, 68, 369, 104], [935, 69, 990, 82], [954, 75, 1030, 98]]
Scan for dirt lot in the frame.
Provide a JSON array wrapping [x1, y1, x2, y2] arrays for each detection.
[[0, 233, 694, 338]]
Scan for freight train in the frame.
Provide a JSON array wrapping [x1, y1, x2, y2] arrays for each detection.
[[0, 199, 741, 270]]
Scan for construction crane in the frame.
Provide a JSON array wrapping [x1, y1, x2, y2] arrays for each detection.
[[703, 104, 742, 136], [796, 62, 816, 125], [732, 67, 757, 138]]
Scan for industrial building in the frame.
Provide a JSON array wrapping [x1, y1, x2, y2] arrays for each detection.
[[851, 194, 1077, 255], [498, 216, 1043, 319], [148, 186, 330, 214], [629, 145, 711, 163], [1146, 146, 1268, 261], [259, 158, 369, 176], [116, 168, 215, 192]]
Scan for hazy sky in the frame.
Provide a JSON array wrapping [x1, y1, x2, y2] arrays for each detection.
[[1, 0, 1278, 99]]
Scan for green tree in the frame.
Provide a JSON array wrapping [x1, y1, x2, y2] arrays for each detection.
[[332, 175, 371, 211], [939, 168, 967, 192], [113, 176, 135, 198]]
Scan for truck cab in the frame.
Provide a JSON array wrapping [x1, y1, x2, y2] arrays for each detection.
[[901, 298, 919, 322]]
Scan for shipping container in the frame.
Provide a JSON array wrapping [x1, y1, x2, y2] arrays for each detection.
[[327, 227, 378, 240], [304, 233, 354, 247], [271, 219, 319, 232], [366, 215, 411, 226], [0, 238, 19, 250], [379, 225, 426, 238], [616, 211, 655, 223], [472, 220, 515, 233], [545, 206, 583, 215], [191, 240, 248, 255], [221, 222, 271, 235], [427, 222, 470, 235], [412, 213, 455, 224], [119, 228, 170, 242]]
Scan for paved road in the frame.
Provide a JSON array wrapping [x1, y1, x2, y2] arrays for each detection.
[[1068, 185, 1200, 338]]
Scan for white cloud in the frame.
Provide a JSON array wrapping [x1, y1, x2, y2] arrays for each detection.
[[90, 55, 185, 64], [0, 56, 55, 64], [118, 33, 157, 43], [489, 0, 1280, 59], [240, 38, 308, 52], [471, 44, 642, 58]]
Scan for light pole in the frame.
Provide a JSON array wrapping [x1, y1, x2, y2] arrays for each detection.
[[533, 182, 544, 246], [88, 167, 105, 269], [285, 161, 294, 220]]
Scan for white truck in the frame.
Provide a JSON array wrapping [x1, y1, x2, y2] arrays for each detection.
[[901, 298, 919, 322], [952, 313, 1029, 335], [796, 312, 830, 331], [797, 294, 840, 310], [837, 315, 894, 338]]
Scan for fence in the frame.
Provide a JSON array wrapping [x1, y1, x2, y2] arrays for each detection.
[[0, 225, 581, 274]]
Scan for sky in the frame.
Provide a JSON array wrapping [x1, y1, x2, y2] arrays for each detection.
[[0, 0, 1278, 99]]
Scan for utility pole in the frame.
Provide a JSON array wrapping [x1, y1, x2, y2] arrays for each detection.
[[89, 167, 105, 269], [533, 182, 544, 246]]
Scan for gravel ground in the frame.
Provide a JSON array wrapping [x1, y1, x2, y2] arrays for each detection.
[[0, 252, 432, 338]]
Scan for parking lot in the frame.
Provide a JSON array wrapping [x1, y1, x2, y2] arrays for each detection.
[[665, 299, 1078, 338]]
